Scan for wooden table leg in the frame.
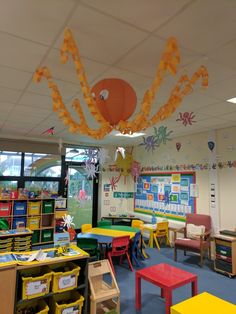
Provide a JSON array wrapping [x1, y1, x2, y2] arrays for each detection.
[[165, 289, 172, 314], [135, 274, 141, 310], [192, 277, 198, 296]]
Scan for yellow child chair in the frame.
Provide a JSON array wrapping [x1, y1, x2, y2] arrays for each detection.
[[81, 223, 92, 233], [152, 221, 170, 250], [131, 220, 146, 248]]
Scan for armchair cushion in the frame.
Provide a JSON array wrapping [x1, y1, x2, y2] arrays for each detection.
[[175, 238, 209, 250], [186, 223, 205, 240]]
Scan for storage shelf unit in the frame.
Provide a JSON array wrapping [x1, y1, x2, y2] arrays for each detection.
[[0, 198, 56, 246], [214, 235, 236, 278]]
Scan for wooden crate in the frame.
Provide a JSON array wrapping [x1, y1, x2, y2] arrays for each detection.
[[88, 259, 120, 314]]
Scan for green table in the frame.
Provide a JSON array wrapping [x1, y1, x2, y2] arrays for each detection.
[[99, 225, 140, 233]]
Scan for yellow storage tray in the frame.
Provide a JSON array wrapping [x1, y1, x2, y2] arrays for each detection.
[[15, 235, 32, 242], [27, 217, 40, 230], [50, 262, 81, 293], [52, 291, 84, 314], [28, 201, 41, 215], [21, 266, 53, 300], [16, 299, 49, 314]]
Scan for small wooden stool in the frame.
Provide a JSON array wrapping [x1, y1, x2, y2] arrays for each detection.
[[171, 292, 236, 314]]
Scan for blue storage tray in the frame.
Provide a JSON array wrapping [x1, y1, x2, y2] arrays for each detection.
[[12, 217, 27, 229], [13, 201, 27, 215]]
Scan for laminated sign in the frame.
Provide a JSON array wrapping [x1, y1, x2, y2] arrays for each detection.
[[59, 274, 76, 289], [26, 280, 47, 296], [62, 306, 79, 314]]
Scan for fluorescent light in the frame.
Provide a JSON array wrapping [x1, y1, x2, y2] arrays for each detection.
[[227, 97, 236, 104], [114, 132, 145, 138]]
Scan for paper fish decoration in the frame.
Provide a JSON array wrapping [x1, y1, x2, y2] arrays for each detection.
[[176, 142, 181, 152]]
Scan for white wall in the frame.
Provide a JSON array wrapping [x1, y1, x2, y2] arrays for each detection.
[[99, 126, 236, 231]]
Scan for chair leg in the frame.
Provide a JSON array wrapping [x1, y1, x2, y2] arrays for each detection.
[[153, 234, 160, 250], [131, 251, 141, 267], [174, 247, 177, 261], [200, 251, 203, 267], [208, 245, 211, 260], [126, 252, 134, 271]]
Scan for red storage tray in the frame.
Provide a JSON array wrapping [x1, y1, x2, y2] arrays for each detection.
[[0, 202, 12, 217]]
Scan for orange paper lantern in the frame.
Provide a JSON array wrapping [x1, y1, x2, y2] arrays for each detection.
[[91, 78, 137, 126]]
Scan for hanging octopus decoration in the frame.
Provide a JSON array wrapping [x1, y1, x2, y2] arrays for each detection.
[[34, 29, 208, 140]]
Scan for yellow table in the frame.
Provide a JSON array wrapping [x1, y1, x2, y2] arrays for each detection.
[[85, 227, 136, 239], [171, 292, 236, 314]]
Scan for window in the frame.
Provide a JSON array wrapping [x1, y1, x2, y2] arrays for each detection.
[[25, 181, 59, 196], [65, 148, 98, 163], [0, 151, 22, 176], [24, 153, 61, 177]]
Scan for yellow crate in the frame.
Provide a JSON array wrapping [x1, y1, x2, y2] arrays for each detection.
[[52, 291, 84, 314], [50, 262, 81, 293], [17, 299, 49, 314], [55, 210, 68, 219], [21, 266, 53, 300], [28, 201, 41, 215], [27, 217, 40, 230]]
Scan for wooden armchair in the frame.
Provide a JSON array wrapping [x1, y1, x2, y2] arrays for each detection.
[[173, 213, 212, 266]]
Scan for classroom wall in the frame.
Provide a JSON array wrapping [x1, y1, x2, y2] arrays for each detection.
[[99, 126, 236, 231]]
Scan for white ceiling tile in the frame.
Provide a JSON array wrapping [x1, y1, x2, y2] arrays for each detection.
[[43, 49, 109, 84], [116, 35, 199, 77], [0, 85, 21, 103], [0, 0, 77, 45], [55, 4, 148, 65], [182, 58, 236, 86], [27, 78, 80, 100], [0, 33, 48, 72], [82, 0, 190, 32], [209, 39, 236, 71], [202, 75, 236, 101], [196, 102, 236, 117], [19, 92, 52, 109], [0, 102, 15, 116], [219, 112, 236, 122], [0, 65, 32, 90], [156, 0, 236, 54]]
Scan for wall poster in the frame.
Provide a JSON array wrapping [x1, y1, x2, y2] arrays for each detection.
[[134, 172, 196, 221]]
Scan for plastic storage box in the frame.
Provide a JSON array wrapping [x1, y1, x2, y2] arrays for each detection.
[[41, 229, 54, 242], [28, 201, 41, 215], [27, 216, 40, 230], [42, 200, 54, 213], [16, 299, 49, 314], [32, 230, 40, 244], [13, 201, 27, 216], [12, 217, 27, 229], [52, 291, 84, 314], [0, 202, 11, 217], [50, 262, 81, 293], [21, 266, 53, 300]]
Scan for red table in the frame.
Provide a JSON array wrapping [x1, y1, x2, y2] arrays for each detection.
[[135, 263, 198, 314]]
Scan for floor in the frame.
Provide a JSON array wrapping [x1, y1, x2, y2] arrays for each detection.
[[114, 246, 236, 314]]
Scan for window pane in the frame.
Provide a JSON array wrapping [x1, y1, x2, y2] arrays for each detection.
[[67, 166, 93, 228], [0, 180, 18, 190], [65, 148, 98, 162], [25, 181, 59, 196], [0, 151, 22, 176], [24, 153, 61, 177]]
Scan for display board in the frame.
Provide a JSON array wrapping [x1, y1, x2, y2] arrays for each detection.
[[134, 172, 196, 221]]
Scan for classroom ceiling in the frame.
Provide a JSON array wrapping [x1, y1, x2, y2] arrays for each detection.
[[0, 0, 236, 147]]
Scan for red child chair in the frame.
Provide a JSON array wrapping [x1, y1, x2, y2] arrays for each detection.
[[107, 235, 133, 275]]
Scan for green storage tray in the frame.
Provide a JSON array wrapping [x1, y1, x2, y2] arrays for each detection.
[[41, 229, 53, 242], [42, 200, 54, 213], [32, 230, 40, 244]]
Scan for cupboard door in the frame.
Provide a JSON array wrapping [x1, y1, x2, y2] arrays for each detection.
[[0, 266, 16, 314]]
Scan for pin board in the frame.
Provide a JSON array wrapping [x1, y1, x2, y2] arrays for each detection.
[[134, 172, 196, 221]]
